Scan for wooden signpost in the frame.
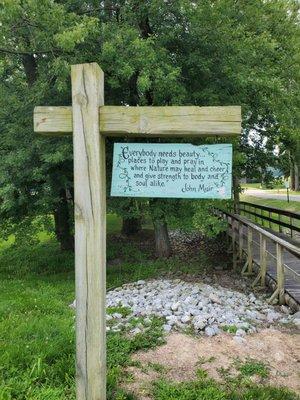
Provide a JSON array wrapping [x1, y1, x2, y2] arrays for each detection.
[[34, 63, 241, 400]]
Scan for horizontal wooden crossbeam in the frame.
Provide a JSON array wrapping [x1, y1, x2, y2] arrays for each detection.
[[34, 105, 241, 137]]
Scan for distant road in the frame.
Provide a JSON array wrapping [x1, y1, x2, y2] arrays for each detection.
[[243, 188, 300, 203]]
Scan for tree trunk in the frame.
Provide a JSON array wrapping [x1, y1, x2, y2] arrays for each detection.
[[149, 199, 172, 258], [121, 216, 142, 236], [22, 54, 37, 86], [54, 188, 74, 251], [295, 163, 299, 191], [233, 175, 240, 214], [153, 218, 172, 258], [290, 162, 295, 190]]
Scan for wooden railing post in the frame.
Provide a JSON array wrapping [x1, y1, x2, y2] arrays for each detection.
[[247, 226, 253, 274], [260, 234, 267, 286], [254, 205, 258, 223], [238, 221, 244, 260], [278, 214, 283, 233], [232, 219, 238, 270], [72, 63, 106, 400], [276, 243, 285, 305]]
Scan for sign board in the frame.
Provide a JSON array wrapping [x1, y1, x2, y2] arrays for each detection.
[[111, 143, 232, 199], [284, 180, 290, 189]]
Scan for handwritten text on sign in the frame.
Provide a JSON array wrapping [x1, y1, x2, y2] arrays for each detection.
[[111, 143, 232, 199]]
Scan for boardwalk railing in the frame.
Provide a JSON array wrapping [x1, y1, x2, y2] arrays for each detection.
[[239, 201, 300, 239], [216, 208, 300, 307]]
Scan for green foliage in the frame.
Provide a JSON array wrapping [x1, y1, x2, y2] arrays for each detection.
[[0, 242, 164, 399], [153, 378, 227, 400], [235, 358, 270, 379], [107, 306, 132, 318], [222, 325, 238, 334], [1, 228, 299, 400], [153, 377, 299, 400], [192, 200, 231, 237], [1, 0, 299, 245], [196, 368, 209, 380]]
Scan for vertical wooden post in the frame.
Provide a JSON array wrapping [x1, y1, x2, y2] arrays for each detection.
[[232, 219, 237, 270], [276, 243, 285, 305], [278, 214, 282, 233], [260, 234, 267, 286], [238, 222, 244, 260], [247, 226, 253, 274], [71, 63, 106, 400], [254, 205, 257, 223]]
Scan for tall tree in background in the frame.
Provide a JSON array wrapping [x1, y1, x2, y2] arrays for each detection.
[[0, 0, 299, 255]]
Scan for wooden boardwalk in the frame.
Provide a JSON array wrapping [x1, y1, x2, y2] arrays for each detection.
[[218, 209, 300, 307], [238, 225, 300, 304]]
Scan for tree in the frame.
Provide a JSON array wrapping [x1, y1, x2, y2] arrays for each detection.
[[0, 1, 98, 249], [0, 0, 299, 256]]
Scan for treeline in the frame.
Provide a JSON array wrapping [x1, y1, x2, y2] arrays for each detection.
[[0, 0, 299, 256]]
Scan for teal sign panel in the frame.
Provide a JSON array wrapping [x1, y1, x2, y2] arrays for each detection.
[[111, 143, 232, 199]]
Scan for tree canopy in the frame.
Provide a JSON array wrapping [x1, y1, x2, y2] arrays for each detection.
[[0, 0, 299, 253]]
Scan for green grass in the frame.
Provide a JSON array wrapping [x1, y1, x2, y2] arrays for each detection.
[[242, 182, 263, 189], [152, 377, 298, 400], [241, 195, 300, 213], [0, 214, 209, 399], [240, 195, 300, 236], [239, 196, 300, 237], [235, 358, 270, 379], [1, 214, 299, 399]]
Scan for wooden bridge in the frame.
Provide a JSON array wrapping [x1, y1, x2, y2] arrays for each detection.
[[239, 201, 300, 240], [217, 206, 300, 309]]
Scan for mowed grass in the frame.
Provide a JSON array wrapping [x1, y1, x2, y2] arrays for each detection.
[[240, 195, 300, 236], [0, 214, 299, 399], [0, 214, 202, 399], [241, 195, 300, 214]]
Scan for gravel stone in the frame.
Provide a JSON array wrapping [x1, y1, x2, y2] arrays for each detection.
[[81, 278, 293, 337]]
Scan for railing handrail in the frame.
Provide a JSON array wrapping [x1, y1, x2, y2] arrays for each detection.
[[239, 208, 300, 233], [239, 201, 300, 220], [218, 208, 300, 257]]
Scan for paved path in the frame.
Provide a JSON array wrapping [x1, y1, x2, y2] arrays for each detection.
[[244, 188, 300, 202]]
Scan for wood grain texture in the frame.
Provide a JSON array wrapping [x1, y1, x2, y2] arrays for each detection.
[[247, 227, 253, 274], [276, 243, 285, 305], [218, 209, 300, 307], [232, 220, 238, 270], [34, 105, 241, 136], [239, 221, 244, 259], [71, 63, 106, 400], [260, 234, 267, 286]]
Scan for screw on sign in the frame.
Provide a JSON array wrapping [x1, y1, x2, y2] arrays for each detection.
[[34, 63, 241, 400]]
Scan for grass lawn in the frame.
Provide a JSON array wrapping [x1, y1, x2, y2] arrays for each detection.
[[239, 195, 300, 234], [241, 182, 263, 189], [240, 194, 300, 214], [0, 215, 299, 399]]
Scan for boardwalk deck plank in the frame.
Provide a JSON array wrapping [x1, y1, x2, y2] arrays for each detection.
[[229, 219, 300, 304]]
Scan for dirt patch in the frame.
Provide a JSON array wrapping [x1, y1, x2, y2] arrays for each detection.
[[124, 329, 300, 399]]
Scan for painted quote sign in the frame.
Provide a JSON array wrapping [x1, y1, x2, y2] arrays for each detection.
[[111, 143, 232, 199]]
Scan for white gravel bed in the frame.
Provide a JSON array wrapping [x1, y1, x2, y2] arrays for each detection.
[[70, 278, 300, 339], [104, 278, 298, 338]]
